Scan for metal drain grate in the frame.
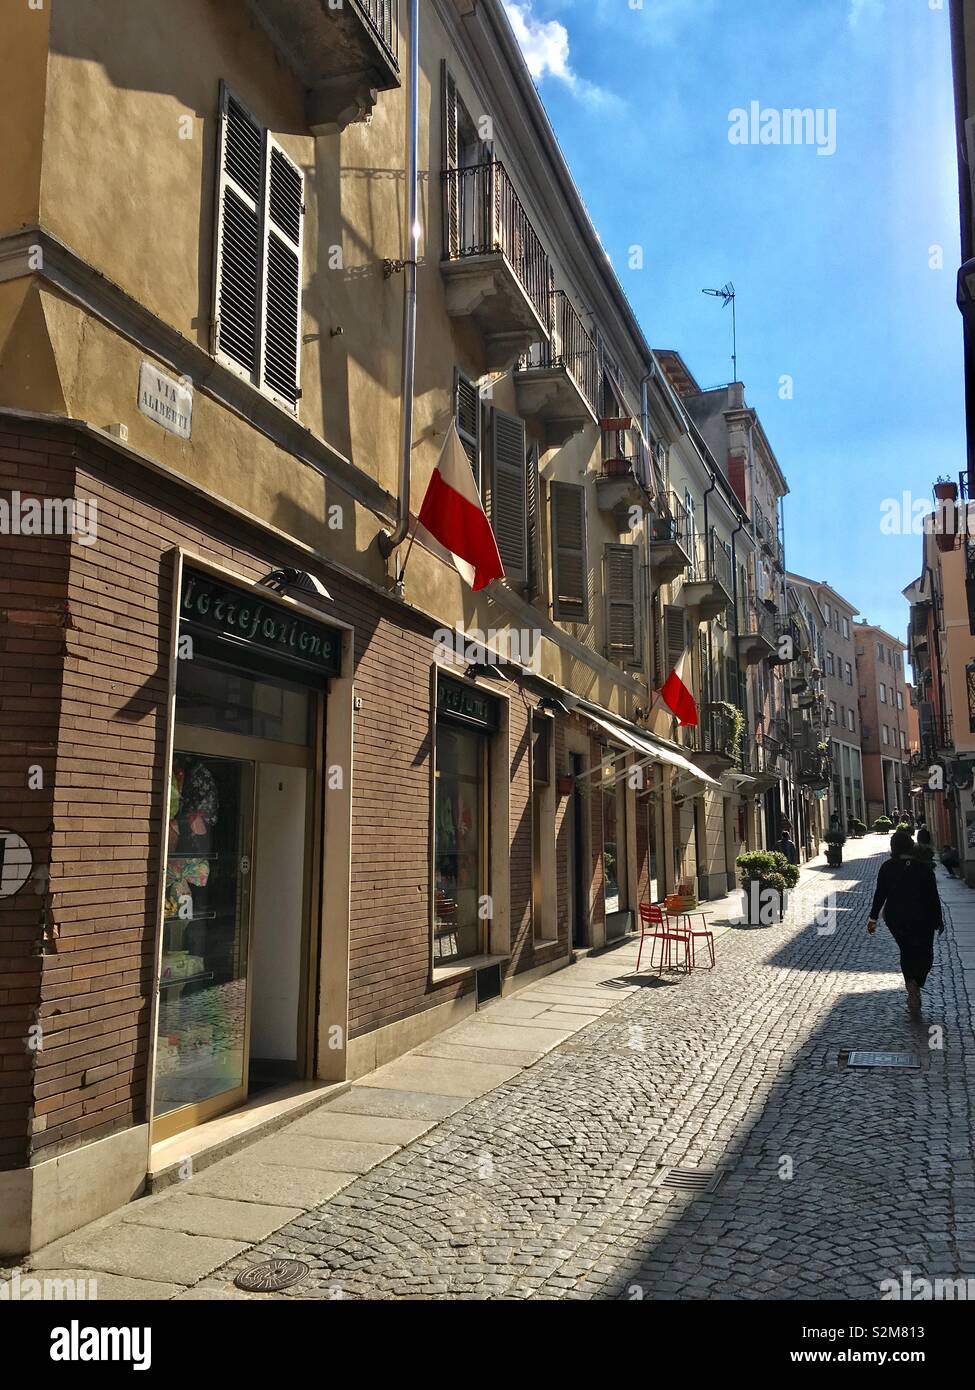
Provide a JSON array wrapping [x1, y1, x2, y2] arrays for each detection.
[[844, 1050, 921, 1070], [234, 1258, 309, 1293], [655, 1167, 724, 1194]]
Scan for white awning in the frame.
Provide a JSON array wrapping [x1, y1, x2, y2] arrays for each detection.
[[582, 710, 723, 790]]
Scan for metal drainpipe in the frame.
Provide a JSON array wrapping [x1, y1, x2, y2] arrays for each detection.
[[379, 0, 420, 564], [640, 368, 655, 690], [701, 474, 718, 715]]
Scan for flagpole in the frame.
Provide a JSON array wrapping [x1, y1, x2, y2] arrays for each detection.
[[397, 513, 421, 586]]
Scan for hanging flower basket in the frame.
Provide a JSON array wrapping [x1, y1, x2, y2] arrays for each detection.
[[934, 480, 958, 501], [556, 774, 575, 797]]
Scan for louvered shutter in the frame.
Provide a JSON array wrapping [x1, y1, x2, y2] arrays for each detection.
[[663, 604, 686, 675], [455, 370, 479, 475], [442, 62, 459, 258], [551, 482, 589, 623], [526, 443, 542, 599], [605, 544, 639, 665], [262, 140, 303, 406], [488, 408, 527, 586], [213, 86, 263, 376]]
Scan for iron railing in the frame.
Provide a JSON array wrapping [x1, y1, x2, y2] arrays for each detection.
[[351, 0, 399, 65], [442, 160, 550, 327], [688, 531, 734, 600], [520, 289, 601, 416], [651, 490, 691, 547], [738, 595, 777, 646]]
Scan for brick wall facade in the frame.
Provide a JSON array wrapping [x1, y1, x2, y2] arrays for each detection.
[[1, 420, 571, 1169]]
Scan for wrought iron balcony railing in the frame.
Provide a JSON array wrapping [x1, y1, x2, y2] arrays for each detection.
[[352, 0, 398, 64], [519, 289, 601, 417], [442, 160, 551, 328]]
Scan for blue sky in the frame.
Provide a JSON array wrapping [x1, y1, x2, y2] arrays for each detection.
[[504, 0, 964, 649]]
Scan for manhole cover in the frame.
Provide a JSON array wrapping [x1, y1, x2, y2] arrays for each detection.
[[845, 1051, 921, 1070], [234, 1258, 309, 1293], [655, 1167, 723, 1193]]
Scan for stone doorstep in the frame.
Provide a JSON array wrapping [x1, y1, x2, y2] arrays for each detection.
[[148, 1079, 352, 1193]]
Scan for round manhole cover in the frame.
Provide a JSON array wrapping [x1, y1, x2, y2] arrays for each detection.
[[234, 1259, 309, 1293]]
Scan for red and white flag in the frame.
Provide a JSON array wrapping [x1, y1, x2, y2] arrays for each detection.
[[415, 423, 504, 592], [654, 656, 698, 727]]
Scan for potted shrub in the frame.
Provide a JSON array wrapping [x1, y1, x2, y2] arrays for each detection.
[[737, 850, 788, 926], [848, 817, 867, 838], [873, 815, 893, 833], [933, 476, 958, 501], [602, 456, 632, 478], [556, 773, 575, 797], [824, 829, 846, 865]]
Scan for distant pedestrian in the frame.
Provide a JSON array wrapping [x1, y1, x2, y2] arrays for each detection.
[[916, 821, 932, 847], [867, 828, 944, 1013], [778, 830, 799, 866], [829, 811, 841, 832], [891, 807, 902, 826]]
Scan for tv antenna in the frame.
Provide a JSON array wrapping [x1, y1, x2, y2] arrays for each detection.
[[702, 282, 737, 381]]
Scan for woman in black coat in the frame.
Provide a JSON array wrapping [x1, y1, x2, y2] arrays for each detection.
[[867, 829, 944, 1012]]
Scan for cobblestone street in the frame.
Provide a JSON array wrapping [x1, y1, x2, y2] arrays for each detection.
[[188, 838, 975, 1301]]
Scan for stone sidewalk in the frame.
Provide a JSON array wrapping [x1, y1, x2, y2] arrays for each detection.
[[20, 836, 975, 1300]]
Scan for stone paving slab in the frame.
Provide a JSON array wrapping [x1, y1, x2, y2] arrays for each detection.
[[288, 1110, 436, 1145], [31, 1224, 247, 1286], [411, 1041, 542, 1067], [322, 1088, 470, 1121], [16, 1269, 182, 1301], [355, 1055, 523, 1097], [435, 1022, 574, 1054], [245, 1133, 400, 1173], [118, 1193, 303, 1242], [185, 1160, 354, 1208]]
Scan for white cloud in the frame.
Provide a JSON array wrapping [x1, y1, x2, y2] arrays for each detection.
[[503, 1, 622, 108]]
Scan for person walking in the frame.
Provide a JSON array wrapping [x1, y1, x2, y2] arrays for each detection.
[[867, 828, 944, 1013], [778, 830, 799, 866], [916, 820, 932, 847]]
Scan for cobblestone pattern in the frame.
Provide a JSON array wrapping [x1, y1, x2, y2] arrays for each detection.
[[205, 846, 975, 1299]]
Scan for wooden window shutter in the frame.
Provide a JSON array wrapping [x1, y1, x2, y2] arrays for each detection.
[[605, 544, 640, 666], [651, 589, 662, 686], [551, 482, 589, 623], [442, 62, 459, 258], [526, 442, 542, 600], [488, 408, 527, 586], [213, 85, 263, 375], [454, 370, 479, 475], [663, 604, 686, 675], [262, 140, 303, 406]]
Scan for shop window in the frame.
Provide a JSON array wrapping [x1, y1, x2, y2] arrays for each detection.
[[531, 715, 556, 941], [433, 678, 498, 966], [600, 758, 628, 920]]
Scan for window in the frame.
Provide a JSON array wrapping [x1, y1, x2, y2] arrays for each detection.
[[551, 483, 589, 622], [455, 371, 480, 474], [879, 683, 887, 703], [877, 641, 885, 661], [845, 660, 853, 685], [830, 700, 837, 723], [600, 759, 627, 917], [823, 601, 831, 625], [605, 545, 641, 666], [842, 616, 850, 639], [484, 407, 527, 586], [896, 690, 903, 711], [847, 708, 855, 732], [213, 86, 304, 408], [826, 651, 834, 676], [882, 725, 890, 745], [899, 729, 907, 750]]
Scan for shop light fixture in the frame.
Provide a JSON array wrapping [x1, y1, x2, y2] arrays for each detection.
[[260, 567, 331, 600]]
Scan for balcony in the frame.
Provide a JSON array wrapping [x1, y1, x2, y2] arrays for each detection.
[[797, 750, 831, 790], [650, 490, 694, 585], [441, 160, 550, 369], [769, 616, 800, 666], [514, 290, 600, 443], [247, 0, 400, 132], [686, 704, 744, 776], [595, 422, 652, 526], [683, 531, 734, 620], [736, 598, 777, 667]]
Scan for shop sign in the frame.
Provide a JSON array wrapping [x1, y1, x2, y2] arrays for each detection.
[[180, 569, 341, 676], [437, 676, 499, 730], [138, 361, 193, 438]]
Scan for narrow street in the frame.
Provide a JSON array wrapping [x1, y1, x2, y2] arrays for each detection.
[[26, 837, 975, 1301]]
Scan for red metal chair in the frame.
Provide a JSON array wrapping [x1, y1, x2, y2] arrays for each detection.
[[637, 902, 691, 974], [665, 901, 716, 969]]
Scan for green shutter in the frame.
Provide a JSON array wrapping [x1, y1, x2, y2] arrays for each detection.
[[664, 604, 686, 674], [551, 482, 589, 623], [526, 443, 542, 600], [442, 62, 459, 258], [605, 544, 640, 665], [455, 370, 479, 475]]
